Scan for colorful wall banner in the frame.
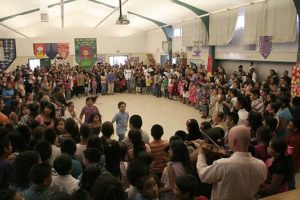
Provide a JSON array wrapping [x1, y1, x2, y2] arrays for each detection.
[[57, 43, 69, 59], [33, 43, 46, 58], [192, 48, 201, 57], [97, 55, 105, 64], [33, 43, 69, 59], [75, 38, 97, 70], [0, 39, 16, 71], [291, 61, 300, 97], [207, 55, 213, 74], [259, 36, 272, 59]]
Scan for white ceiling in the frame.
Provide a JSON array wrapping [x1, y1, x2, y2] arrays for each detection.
[[0, 0, 258, 38]]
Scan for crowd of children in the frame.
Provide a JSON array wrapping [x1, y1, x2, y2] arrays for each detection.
[[0, 61, 300, 200]]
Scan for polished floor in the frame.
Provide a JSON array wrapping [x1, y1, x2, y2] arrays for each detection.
[[71, 93, 300, 188], [72, 93, 202, 140]]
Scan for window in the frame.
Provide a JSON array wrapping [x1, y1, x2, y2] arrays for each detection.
[[235, 15, 245, 30], [109, 56, 128, 66], [173, 28, 182, 37]]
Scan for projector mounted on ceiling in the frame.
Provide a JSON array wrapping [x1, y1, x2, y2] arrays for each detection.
[[116, 0, 130, 25]]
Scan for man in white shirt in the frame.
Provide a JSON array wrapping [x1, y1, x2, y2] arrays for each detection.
[[196, 125, 266, 200], [250, 67, 257, 83]]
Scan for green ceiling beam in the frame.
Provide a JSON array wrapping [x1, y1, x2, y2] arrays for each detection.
[[170, 0, 209, 34], [127, 11, 166, 27], [0, 0, 78, 22]]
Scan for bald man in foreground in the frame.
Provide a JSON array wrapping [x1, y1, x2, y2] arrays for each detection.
[[196, 125, 267, 200]]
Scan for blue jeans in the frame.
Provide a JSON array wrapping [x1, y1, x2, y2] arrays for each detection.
[[101, 83, 106, 94]]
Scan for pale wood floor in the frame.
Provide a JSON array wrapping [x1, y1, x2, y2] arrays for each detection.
[[71, 93, 300, 187]]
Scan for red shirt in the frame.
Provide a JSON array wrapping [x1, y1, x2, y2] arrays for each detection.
[[284, 133, 300, 173]]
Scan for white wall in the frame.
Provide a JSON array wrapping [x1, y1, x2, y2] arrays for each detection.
[[215, 28, 298, 62], [146, 29, 167, 63], [214, 26, 298, 81], [7, 34, 149, 70]]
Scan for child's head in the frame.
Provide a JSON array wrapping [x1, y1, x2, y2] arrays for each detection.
[[225, 112, 239, 127], [83, 148, 101, 167], [249, 89, 260, 101], [129, 115, 143, 129], [212, 112, 224, 123], [118, 101, 126, 112], [89, 113, 101, 124], [86, 97, 94, 107], [60, 139, 76, 156], [263, 116, 278, 132], [92, 174, 126, 200], [267, 138, 288, 158], [87, 135, 103, 153], [228, 88, 237, 98], [101, 121, 114, 138], [287, 118, 300, 134], [256, 126, 272, 144], [21, 103, 30, 116], [55, 118, 65, 134], [53, 154, 72, 176], [80, 124, 91, 140], [212, 88, 218, 95], [174, 175, 199, 200], [136, 175, 159, 199], [67, 101, 74, 110], [44, 128, 58, 145], [80, 164, 101, 195], [174, 130, 187, 141], [34, 140, 52, 163], [29, 163, 52, 187], [151, 124, 164, 140]]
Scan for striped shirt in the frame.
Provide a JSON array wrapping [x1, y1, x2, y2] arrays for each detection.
[[149, 140, 169, 174], [251, 98, 264, 113]]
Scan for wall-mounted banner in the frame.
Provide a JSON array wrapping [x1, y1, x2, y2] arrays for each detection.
[[57, 43, 69, 59], [75, 38, 97, 70], [129, 57, 139, 63], [259, 36, 272, 59], [33, 43, 69, 59], [0, 39, 16, 71], [33, 43, 46, 58], [97, 55, 105, 64], [46, 43, 58, 59], [207, 55, 213, 74], [291, 61, 300, 98], [192, 48, 201, 57]]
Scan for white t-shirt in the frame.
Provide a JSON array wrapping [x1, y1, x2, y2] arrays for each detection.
[[75, 144, 87, 162], [125, 69, 132, 80]]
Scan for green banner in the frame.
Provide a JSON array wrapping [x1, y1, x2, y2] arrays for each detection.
[[75, 38, 97, 70]]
